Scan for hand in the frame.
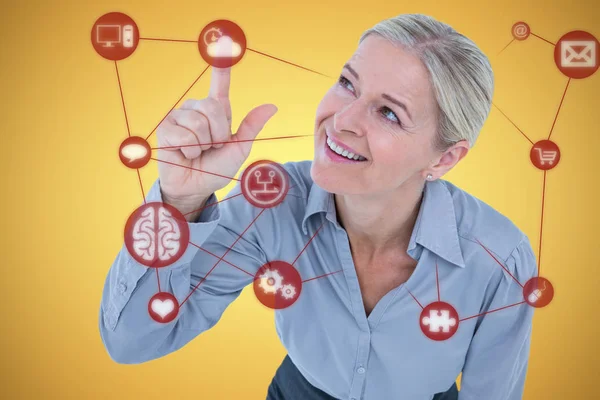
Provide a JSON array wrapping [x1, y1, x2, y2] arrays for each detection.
[[156, 66, 278, 205]]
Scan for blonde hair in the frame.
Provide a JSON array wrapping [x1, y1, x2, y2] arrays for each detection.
[[359, 14, 494, 152]]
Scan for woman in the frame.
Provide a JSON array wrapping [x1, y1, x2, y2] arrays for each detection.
[[100, 13, 536, 400]]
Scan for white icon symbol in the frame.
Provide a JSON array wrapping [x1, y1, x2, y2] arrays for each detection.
[[528, 281, 548, 303], [132, 206, 181, 262], [258, 268, 297, 300], [422, 309, 456, 333], [123, 24, 134, 48], [121, 143, 148, 162], [204, 27, 241, 58], [259, 268, 284, 294], [252, 170, 280, 196], [535, 147, 558, 165], [561, 40, 596, 68], [280, 284, 297, 300], [151, 298, 174, 319], [513, 24, 528, 39], [244, 164, 288, 207], [96, 24, 134, 48]]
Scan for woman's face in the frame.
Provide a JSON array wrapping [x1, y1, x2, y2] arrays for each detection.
[[311, 34, 446, 195]]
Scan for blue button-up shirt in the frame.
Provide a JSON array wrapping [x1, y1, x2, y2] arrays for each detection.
[[100, 160, 536, 400]]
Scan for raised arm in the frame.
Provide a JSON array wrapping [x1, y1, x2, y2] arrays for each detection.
[[99, 65, 279, 364]]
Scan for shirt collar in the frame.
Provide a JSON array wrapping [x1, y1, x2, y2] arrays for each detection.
[[301, 179, 466, 268]]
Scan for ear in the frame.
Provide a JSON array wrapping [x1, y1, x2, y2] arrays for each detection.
[[430, 140, 470, 176]]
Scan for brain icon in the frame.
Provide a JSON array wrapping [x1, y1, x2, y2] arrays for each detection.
[[157, 206, 181, 260], [132, 206, 155, 261], [125, 203, 189, 268]]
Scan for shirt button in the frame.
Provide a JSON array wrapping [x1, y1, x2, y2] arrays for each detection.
[[357, 367, 365, 374], [118, 282, 127, 293]]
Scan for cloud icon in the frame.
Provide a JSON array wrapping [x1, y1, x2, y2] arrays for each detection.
[[207, 36, 242, 58], [121, 143, 148, 162]]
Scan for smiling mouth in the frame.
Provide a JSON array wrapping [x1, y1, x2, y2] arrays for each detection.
[[325, 135, 367, 161]]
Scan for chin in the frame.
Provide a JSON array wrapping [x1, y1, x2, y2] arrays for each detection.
[[310, 160, 365, 195]]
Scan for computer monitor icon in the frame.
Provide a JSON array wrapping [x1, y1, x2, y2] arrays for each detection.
[[95, 24, 135, 48], [96, 24, 121, 47]]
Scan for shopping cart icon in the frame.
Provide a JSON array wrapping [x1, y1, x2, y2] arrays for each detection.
[[535, 147, 558, 165]]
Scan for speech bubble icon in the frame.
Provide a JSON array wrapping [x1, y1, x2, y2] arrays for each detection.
[[121, 143, 148, 163]]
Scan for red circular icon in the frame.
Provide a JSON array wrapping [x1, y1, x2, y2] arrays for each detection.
[[512, 22, 530, 41], [124, 202, 190, 268], [554, 30, 599, 79], [198, 20, 247, 68], [253, 261, 302, 309], [91, 12, 139, 61], [523, 277, 554, 308], [530, 140, 560, 170], [119, 136, 151, 169], [419, 301, 459, 341], [148, 292, 180, 323], [241, 160, 289, 208]]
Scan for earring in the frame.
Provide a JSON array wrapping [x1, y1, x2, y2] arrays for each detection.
[[426, 173, 433, 181]]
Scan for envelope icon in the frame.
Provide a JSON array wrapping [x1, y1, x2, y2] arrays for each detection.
[[561, 40, 596, 68]]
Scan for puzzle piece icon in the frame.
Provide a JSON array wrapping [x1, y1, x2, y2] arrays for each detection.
[[422, 309, 457, 333]]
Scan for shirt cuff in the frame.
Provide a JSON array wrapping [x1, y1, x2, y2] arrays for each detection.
[[141, 177, 222, 266]]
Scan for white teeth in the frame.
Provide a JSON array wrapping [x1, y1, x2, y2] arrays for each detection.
[[326, 136, 366, 161]]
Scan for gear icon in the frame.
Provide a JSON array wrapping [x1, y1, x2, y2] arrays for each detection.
[[280, 284, 297, 300], [258, 268, 283, 294], [203, 27, 222, 46]]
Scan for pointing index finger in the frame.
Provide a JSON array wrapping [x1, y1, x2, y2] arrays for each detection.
[[209, 66, 231, 103], [209, 66, 232, 127]]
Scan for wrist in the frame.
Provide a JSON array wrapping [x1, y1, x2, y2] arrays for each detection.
[[160, 190, 212, 222]]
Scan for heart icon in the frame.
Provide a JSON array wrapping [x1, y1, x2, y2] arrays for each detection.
[[151, 298, 175, 319]]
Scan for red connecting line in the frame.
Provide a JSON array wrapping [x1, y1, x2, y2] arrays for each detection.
[[145, 65, 210, 141], [114, 61, 131, 137], [179, 208, 267, 307], [498, 31, 555, 56]]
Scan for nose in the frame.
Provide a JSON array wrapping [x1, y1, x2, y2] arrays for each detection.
[[333, 99, 366, 137]]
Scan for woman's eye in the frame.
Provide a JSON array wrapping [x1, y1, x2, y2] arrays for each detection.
[[380, 107, 401, 125], [338, 75, 354, 92]]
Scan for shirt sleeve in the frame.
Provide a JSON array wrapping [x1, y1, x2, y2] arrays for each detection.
[[458, 234, 537, 400], [99, 175, 268, 364]]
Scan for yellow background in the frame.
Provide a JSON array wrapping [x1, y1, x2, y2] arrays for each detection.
[[2, 0, 598, 398]]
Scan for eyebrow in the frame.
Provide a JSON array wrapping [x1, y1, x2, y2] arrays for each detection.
[[343, 63, 414, 123]]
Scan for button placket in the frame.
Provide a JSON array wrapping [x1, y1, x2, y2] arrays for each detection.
[[333, 228, 369, 331], [330, 218, 371, 400], [348, 330, 371, 400]]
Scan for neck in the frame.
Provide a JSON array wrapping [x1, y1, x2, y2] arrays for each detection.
[[334, 179, 425, 255]]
